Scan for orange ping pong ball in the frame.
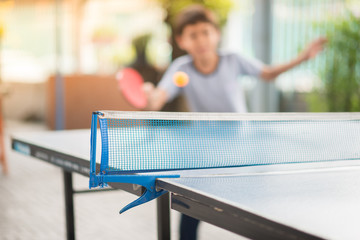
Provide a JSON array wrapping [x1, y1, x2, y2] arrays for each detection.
[[173, 71, 189, 87]]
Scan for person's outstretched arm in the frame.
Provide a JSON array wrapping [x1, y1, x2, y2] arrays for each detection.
[[142, 82, 168, 111], [260, 37, 327, 81]]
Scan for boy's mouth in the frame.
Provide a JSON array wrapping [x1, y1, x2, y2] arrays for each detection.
[[196, 47, 210, 54]]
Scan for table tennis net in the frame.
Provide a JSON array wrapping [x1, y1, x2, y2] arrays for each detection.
[[95, 111, 360, 173]]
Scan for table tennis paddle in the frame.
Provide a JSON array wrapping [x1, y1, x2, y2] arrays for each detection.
[[116, 68, 147, 109]]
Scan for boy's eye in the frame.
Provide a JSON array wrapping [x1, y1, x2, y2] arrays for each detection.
[[190, 33, 197, 40], [203, 29, 209, 36]]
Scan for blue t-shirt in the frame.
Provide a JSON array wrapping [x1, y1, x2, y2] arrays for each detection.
[[158, 51, 264, 113]]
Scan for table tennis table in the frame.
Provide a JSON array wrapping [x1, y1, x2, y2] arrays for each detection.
[[12, 112, 360, 240], [11, 129, 172, 240]]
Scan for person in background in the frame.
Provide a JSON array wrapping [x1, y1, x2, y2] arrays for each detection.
[[143, 5, 327, 240]]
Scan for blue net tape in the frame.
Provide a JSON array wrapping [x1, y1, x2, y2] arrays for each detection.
[[96, 111, 360, 173]]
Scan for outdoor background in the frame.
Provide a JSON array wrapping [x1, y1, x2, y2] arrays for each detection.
[[0, 0, 359, 129]]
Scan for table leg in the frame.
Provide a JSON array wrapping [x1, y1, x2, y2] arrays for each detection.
[[63, 170, 75, 240], [157, 193, 171, 240]]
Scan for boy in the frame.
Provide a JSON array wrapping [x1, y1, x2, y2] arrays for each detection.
[[143, 5, 326, 240]]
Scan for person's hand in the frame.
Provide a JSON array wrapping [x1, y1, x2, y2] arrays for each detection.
[[142, 82, 155, 110], [142, 82, 155, 96], [299, 37, 327, 62], [142, 82, 168, 111]]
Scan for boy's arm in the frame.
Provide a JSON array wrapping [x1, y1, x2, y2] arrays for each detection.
[[260, 37, 327, 81], [142, 82, 168, 111]]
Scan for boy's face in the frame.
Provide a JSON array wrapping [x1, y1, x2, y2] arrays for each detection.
[[176, 22, 220, 60]]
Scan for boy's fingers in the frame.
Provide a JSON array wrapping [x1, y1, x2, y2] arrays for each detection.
[[315, 37, 327, 46], [142, 82, 155, 94], [308, 37, 327, 56], [309, 37, 326, 48], [141, 82, 155, 110], [310, 45, 325, 58]]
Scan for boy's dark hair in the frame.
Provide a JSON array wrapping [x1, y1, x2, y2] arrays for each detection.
[[174, 5, 219, 36]]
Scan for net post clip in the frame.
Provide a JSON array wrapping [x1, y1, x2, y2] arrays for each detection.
[[101, 174, 179, 213]]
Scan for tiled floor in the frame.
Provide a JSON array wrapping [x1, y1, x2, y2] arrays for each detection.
[[0, 120, 245, 240]]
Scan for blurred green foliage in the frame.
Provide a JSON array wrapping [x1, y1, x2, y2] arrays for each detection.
[[156, 0, 234, 27], [308, 10, 360, 112]]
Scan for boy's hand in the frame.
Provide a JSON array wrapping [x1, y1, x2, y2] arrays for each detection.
[[142, 82, 155, 95], [142, 82, 168, 111], [299, 37, 327, 62], [142, 82, 155, 110]]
